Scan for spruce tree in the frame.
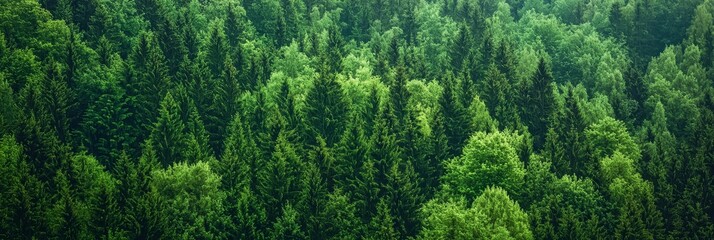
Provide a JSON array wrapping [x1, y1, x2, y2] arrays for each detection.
[[352, 159, 381, 223], [334, 111, 370, 192], [439, 73, 471, 156], [125, 32, 170, 141], [369, 101, 402, 187], [259, 130, 304, 222], [148, 92, 188, 167], [297, 163, 328, 239], [270, 204, 306, 240], [366, 198, 398, 240], [522, 58, 555, 150], [303, 70, 348, 147], [384, 160, 423, 238]]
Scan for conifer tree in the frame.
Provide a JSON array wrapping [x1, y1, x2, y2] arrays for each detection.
[[384, 160, 423, 238], [366, 198, 399, 240], [49, 170, 88, 239], [353, 159, 381, 223], [297, 162, 328, 239], [303, 70, 348, 147], [390, 66, 410, 125], [148, 92, 188, 167], [369, 101, 402, 187], [481, 63, 520, 130], [206, 23, 229, 81], [451, 24, 472, 73], [521, 58, 555, 150], [270, 204, 306, 240], [439, 74, 471, 156], [125, 32, 170, 140], [81, 83, 131, 168], [259, 130, 304, 222], [334, 111, 370, 191], [231, 186, 268, 240], [0, 135, 49, 239], [323, 188, 361, 239]]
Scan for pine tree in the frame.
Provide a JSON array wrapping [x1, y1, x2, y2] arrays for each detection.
[[80, 83, 131, 169], [113, 152, 137, 217], [88, 173, 120, 239], [547, 87, 587, 176], [0, 77, 20, 137], [206, 23, 229, 80], [231, 186, 268, 239], [494, 40, 517, 83], [624, 65, 647, 125], [439, 74, 471, 156], [0, 135, 49, 239], [225, 3, 249, 49], [156, 15, 187, 77], [481, 63, 520, 130], [133, 190, 170, 239], [297, 163, 328, 239], [206, 57, 241, 155], [49, 170, 88, 239], [125, 32, 170, 142], [522, 58, 555, 150], [259, 130, 304, 222], [17, 77, 73, 181], [324, 25, 345, 73], [369, 101, 402, 187], [148, 92, 189, 167], [184, 102, 214, 163], [384, 160, 423, 238], [352, 159, 381, 223], [220, 113, 263, 192], [451, 24, 472, 73], [270, 204, 307, 240], [334, 111, 370, 192], [419, 106, 449, 197], [390, 66, 410, 125], [40, 60, 75, 144], [303, 70, 348, 147], [280, 0, 300, 45], [366, 198, 398, 240]]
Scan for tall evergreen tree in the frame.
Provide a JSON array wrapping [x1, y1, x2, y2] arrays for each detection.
[[521, 58, 555, 150], [439, 74, 471, 156], [334, 110, 370, 192], [259, 130, 304, 222], [481, 63, 520, 130], [384, 160, 423, 238], [148, 92, 188, 167], [366, 198, 398, 240], [352, 159, 381, 223], [369, 101, 402, 187], [125, 32, 170, 144], [270, 204, 306, 240], [303, 71, 348, 147], [297, 162, 328, 239]]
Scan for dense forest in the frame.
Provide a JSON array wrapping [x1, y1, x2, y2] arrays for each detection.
[[1, 0, 714, 239]]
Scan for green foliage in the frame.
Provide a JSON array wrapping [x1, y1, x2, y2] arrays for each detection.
[[420, 187, 533, 240], [585, 117, 641, 171], [151, 161, 228, 239], [2, 0, 714, 238], [303, 71, 348, 147], [149, 92, 189, 167], [0, 135, 49, 239], [520, 58, 555, 149], [442, 131, 526, 201]]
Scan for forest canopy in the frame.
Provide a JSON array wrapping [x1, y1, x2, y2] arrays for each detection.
[[1, 0, 714, 239]]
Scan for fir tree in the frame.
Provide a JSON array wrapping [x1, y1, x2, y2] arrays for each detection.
[[148, 92, 188, 167]]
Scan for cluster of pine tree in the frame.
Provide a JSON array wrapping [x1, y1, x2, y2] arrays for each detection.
[[1, 0, 714, 239]]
